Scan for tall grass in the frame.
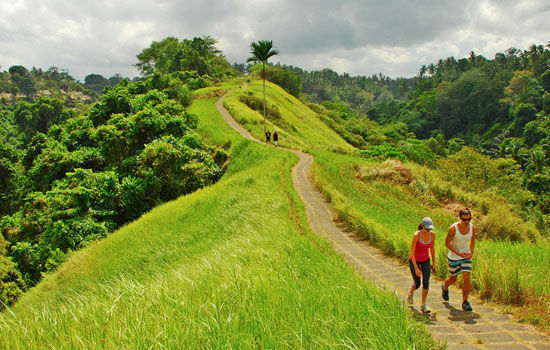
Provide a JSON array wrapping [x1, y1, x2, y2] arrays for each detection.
[[0, 86, 437, 349], [311, 150, 550, 330]]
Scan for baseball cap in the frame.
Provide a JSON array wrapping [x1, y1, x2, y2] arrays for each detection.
[[421, 217, 434, 229]]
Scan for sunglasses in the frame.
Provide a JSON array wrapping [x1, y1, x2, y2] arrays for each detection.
[[460, 217, 471, 222]]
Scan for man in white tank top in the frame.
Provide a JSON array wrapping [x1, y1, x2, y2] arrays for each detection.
[[441, 208, 477, 311]]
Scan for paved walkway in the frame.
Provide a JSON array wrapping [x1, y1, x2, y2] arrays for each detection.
[[215, 93, 550, 349]]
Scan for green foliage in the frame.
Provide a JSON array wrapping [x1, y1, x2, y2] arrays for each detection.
[[523, 120, 549, 147], [358, 145, 406, 162], [438, 147, 525, 198], [136, 36, 233, 81], [0, 254, 26, 310], [399, 138, 438, 165], [503, 70, 544, 107], [510, 103, 537, 132], [542, 92, 550, 114], [238, 94, 281, 119], [0, 70, 230, 298], [13, 97, 75, 141], [541, 70, 550, 92], [265, 65, 302, 97]]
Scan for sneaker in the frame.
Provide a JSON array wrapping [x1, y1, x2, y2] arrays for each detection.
[[407, 293, 414, 305], [421, 303, 431, 314], [441, 284, 449, 301], [462, 300, 473, 311]]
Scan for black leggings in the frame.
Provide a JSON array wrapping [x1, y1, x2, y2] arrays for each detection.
[[409, 258, 431, 290]]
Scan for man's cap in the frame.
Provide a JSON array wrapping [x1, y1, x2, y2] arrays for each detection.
[[421, 217, 434, 229]]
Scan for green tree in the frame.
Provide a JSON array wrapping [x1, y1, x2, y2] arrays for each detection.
[[540, 70, 550, 92], [247, 40, 279, 134], [84, 74, 109, 94], [135, 36, 231, 79], [509, 103, 537, 133], [265, 65, 302, 97]]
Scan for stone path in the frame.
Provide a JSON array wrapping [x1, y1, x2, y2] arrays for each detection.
[[215, 93, 550, 349]]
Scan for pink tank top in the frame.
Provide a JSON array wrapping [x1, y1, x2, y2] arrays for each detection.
[[413, 232, 433, 262]]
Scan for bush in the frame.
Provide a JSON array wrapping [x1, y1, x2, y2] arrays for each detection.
[[398, 139, 438, 166], [0, 255, 26, 310], [239, 94, 282, 119], [358, 145, 406, 162], [477, 205, 539, 242]]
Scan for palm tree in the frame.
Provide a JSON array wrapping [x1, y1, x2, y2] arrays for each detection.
[[247, 40, 279, 134], [418, 65, 427, 78]]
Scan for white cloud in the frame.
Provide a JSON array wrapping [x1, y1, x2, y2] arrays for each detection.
[[0, 0, 548, 80]]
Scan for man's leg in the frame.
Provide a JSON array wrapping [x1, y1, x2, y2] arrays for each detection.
[[444, 275, 457, 290], [462, 272, 471, 301]]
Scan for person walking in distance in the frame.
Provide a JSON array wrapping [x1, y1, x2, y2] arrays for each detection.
[[441, 208, 477, 311], [265, 129, 271, 143], [407, 217, 436, 313], [273, 130, 279, 146]]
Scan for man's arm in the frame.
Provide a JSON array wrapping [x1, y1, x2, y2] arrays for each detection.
[[445, 226, 458, 254], [467, 225, 477, 259]]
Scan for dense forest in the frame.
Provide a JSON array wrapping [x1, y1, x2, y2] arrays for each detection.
[[0, 36, 234, 308]]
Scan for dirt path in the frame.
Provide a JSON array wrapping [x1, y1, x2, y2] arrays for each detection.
[[215, 93, 550, 350]]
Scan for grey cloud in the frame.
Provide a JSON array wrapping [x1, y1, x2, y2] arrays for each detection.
[[0, 0, 549, 80]]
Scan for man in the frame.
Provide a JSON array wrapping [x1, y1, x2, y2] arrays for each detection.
[[265, 130, 271, 143], [441, 207, 477, 311]]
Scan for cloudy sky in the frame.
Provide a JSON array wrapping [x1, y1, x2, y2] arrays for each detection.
[[1, 0, 549, 81]]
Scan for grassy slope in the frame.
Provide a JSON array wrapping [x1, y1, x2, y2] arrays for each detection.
[[311, 151, 550, 330], [225, 78, 549, 330], [0, 82, 436, 349]]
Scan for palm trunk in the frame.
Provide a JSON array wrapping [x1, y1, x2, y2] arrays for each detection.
[[262, 62, 266, 135]]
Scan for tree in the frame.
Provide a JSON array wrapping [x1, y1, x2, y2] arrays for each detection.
[[418, 65, 427, 78], [247, 40, 279, 134], [540, 70, 550, 92], [84, 74, 109, 94]]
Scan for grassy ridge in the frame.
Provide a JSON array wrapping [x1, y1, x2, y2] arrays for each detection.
[[311, 150, 550, 330], [0, 86, 436, 348], [223, 80, 354, 153], [221, 79, 549, 330]]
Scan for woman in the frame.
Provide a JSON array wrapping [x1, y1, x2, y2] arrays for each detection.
[[408, 217, 436, 313]]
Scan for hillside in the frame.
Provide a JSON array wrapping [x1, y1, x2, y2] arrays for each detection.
[[221, 77, 550, 331], [0, 80, 436, 348]]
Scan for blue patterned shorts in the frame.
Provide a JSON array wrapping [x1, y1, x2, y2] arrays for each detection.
[[448, 258, 472, 276]]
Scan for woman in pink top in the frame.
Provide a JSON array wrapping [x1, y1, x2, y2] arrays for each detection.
[[407, 217, 436, 313]]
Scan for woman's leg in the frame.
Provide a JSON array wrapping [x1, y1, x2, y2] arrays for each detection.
[[420, 259, 431, 304], [408, 259, 420, 293]]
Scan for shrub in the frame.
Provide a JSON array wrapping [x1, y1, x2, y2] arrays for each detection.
[[0, 255, 26, 310], [357, 145, 406, 162]]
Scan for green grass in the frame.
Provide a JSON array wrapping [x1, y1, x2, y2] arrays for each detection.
[[0, 84, 437, 349], [223, 80, 354, 153], [310, 150, 550, 330]]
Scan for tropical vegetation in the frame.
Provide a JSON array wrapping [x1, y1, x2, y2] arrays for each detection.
[[1, 34, 549, 347]]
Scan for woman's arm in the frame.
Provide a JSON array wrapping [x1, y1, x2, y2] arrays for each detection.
[[410, 233, 421, 276], [430, 232, 436, 271]]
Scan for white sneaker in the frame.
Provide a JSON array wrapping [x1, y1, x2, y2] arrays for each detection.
[[421, 303, 431, 313], [407, 294, 413, 304]]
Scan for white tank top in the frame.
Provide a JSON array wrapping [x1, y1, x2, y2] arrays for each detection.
[[448, 222, 472, 260]]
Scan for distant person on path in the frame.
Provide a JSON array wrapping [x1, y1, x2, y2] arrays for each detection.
[[407, 217, 436, 313], [273, 130, 279, 146], [265, 130, 271, 143], [441, 208, 477, 311]]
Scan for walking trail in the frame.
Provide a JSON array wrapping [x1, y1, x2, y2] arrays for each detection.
[[215, 93, 550, 350]]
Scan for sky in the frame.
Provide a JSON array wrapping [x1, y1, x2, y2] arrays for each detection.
[[1, 0, 549, 82]]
